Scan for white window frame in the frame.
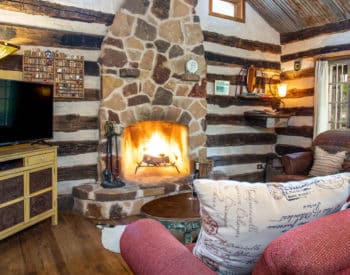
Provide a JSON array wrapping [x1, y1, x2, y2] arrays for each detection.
[[328, 59, 350, 130]]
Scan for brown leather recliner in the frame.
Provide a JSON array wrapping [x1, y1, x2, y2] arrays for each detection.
[[272, 130, 350, 182]]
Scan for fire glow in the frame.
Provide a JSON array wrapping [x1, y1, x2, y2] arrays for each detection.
[[120, 121, 190, 180]]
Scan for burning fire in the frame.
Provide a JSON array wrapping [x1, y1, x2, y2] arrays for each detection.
[[144, 132, 170, 157], [120, 121, 190, 180]]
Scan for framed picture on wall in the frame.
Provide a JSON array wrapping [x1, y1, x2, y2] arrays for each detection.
[[214, 80, 230, 95]]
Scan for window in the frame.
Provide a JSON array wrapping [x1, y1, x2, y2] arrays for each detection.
[[209, 0, 245, 22], [328, 60, 350, 129]]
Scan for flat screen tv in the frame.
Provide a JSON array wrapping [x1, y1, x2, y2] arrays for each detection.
[[0, 79, 53, 145]]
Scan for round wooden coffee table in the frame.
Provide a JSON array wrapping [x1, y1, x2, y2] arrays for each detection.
[[141, 192, 201, 243]]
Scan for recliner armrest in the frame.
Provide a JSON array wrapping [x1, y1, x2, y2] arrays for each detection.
[[280, 151, 313, 175]]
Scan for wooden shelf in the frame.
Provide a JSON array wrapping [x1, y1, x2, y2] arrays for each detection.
[[244, 110, 291, 128]]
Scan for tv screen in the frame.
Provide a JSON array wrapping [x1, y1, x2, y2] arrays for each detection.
[[0, 79, 53, 145]]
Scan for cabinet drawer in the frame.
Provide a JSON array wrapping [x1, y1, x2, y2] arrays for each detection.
[[0, 201, 24, 231], [27, 152, 55, 166], [30, 191, 52, 218], [29, 168, 52, 193], [0, 175, 24, 204]]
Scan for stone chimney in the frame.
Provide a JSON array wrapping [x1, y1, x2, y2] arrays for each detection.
[[97, 0, 207, 182]]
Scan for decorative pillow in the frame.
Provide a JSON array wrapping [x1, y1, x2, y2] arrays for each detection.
[[193, 173, 350, 274], [309, 146, 346, 176]]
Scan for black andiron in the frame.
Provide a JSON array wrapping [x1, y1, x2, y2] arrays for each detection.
[[101, 121, 125, 188], [134, 154, 180, 174]]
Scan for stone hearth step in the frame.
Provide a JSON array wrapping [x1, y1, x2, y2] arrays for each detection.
[[73, 180, 192, 220]]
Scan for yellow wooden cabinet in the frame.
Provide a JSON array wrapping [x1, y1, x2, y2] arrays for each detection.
[[0, 144, 58, 240]]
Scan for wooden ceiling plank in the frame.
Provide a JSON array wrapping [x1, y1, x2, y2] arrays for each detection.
[[247, 0, 350, 34], [275, 0, 304, 30], [247, 0, 298, 33], [323, 0, 348, 20], [335, 0, 350, 17]]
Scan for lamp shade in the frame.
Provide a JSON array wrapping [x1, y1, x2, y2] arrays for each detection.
[[0, 41, 20, 59]]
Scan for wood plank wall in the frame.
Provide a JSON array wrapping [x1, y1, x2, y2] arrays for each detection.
[[0, 1, 116, 200], [197, 2, 281, 182]]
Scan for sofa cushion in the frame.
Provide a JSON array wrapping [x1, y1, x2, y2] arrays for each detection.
[[309, 146, 346, 176], [193, 173, 350, 274], [253, 209, 350, 274]]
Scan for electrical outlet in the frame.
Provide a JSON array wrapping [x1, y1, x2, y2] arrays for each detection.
[[257, 164, 264, 170]]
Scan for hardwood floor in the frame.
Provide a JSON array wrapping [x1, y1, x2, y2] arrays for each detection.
[[0, 211, 135, 275]]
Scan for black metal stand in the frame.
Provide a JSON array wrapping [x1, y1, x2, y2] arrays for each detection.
[[31, 139, 52, 146], [101, 178, 125, 188], [101, 122, 125, 188]]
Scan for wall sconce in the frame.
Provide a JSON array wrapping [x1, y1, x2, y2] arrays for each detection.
[[269, 73, 287, 111], [277, 83, 287, 97], [0, 41, 20, 59]]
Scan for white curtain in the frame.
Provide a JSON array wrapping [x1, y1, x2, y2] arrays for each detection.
[[314, 60, 329, 138]]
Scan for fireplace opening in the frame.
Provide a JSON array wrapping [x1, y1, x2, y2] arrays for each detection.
[[120, 121, 190, 184]]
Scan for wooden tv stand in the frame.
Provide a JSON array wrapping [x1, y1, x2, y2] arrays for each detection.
[[0, 144, 58, 240]]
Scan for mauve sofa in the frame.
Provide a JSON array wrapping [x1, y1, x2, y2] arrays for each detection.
[[120, 209, 350, 275], [120, 218, 215, 275]]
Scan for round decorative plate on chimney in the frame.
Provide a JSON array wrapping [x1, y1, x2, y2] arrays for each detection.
[[186, 59, 198, 74]]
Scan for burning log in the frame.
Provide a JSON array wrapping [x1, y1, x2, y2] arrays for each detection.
[[142, 154, 170, 166], [134, 154, 180, 174]]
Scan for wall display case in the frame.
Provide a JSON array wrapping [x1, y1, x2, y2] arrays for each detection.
[[0, 144, 58, 240], [23, 49, 84, 98], [54, 52, 84, 98], [23, 49, 54, 83]]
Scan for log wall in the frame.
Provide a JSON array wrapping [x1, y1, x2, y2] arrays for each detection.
[[0, 1, 119, 202], [196, 2, 281, 182], [278, 28, 350, 155], [197, 4, 350, 180], [1, 0, 347, 190]]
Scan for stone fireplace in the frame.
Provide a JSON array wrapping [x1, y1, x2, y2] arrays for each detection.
[[73, 0, 208, 219], [98, 0, 207, 184]]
